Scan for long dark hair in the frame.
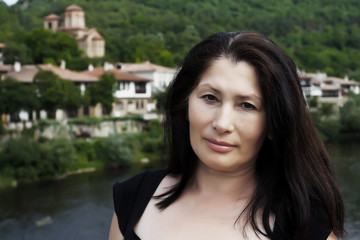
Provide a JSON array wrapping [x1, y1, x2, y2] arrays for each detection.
[[156, 31, 344, 239]]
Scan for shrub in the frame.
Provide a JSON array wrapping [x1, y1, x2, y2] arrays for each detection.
[[95, 135, 135, 169], [0, 122, 5, 135], [39, 138, 76, 178], [0, 137, 42, 181], [73, 140, 97, 162], [0, 138, 76, 182], [316, 118, 341, 142], [142, 137, 163, 156]]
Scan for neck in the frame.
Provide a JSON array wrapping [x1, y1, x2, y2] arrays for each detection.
[[190, 162, 257, 201]]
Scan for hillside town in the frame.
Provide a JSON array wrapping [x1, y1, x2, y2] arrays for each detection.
[[0, 4, 359, 132]]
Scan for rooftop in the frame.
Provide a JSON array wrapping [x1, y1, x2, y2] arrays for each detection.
[[6, 65, 40, 83], [117, 60, 175, 73], [43, 14, 61, 20], [65, 4, 84, 12], [39, 64, 98, 82], [83, 67, 151, 82]]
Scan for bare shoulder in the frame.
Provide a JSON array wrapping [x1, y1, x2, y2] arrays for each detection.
[[108, 213, 124, 240], [327, 231, 337, 240]]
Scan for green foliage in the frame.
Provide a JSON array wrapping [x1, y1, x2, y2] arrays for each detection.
[[0, 137, 76, 182], [316, 117, 341, 143], [308, 96, 318, 108], [340, 92, 360, 135], [94, 134, 135, 169], [319, 103, 335, 117], [73, 140, 97, 162], [61, 80, 83, 113], [0, 122, 5, 135], [138, 120, 165, 159], [25, 28, 82, 64], [33, 70, 82, 115], [34, 70, 64, 114], [86, 72, 116, 111], [38, 138, 77, 177], [153, 87, 168, 114], [0, 77, 39, 120], [0, 0, 359, 75]]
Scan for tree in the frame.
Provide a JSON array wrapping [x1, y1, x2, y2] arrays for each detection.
[[0, 77, 39, 121], [86, 72, 116, 114], [153, 87, 168, 114], [25, 28, 83, 64], [340, 92, 360, 134], [61, 80, 83, 117], [33, 70, 83, 118], [33, 70, 64, 118]]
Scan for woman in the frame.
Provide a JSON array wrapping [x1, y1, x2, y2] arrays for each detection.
[[109, 31, 344, 240]]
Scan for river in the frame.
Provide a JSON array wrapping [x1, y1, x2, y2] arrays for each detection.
[[0, 143, 359, 239]]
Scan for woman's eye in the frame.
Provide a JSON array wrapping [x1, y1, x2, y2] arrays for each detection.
[[241, 102, 256, 110], [202, 94, 218, 104]]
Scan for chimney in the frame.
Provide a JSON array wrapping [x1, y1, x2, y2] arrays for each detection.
[[88, 63, 94, 72], [14, 59, 21, 72], [60, 60, 66, 69], [104, 61, 114, 71], [344, 75, 349, 82]]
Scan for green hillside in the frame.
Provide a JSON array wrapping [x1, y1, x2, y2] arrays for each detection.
[[1, 0, 359, 80]]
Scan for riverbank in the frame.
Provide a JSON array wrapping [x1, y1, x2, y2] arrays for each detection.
[[0, 121, 165, 189], [0, 166, 102, 189]]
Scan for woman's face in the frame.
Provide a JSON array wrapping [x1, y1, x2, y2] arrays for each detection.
[[188, 58, 267, 173]]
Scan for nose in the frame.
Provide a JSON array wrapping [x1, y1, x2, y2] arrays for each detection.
[[211, 105, 234, 134]]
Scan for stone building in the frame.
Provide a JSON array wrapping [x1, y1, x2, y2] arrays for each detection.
[[43, 4, 105, 58]]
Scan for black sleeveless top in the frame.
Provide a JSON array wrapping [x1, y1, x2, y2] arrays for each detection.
[[113, 170, 332, 240]]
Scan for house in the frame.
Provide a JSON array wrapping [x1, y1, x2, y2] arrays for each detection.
[[1, 59, 157, 122], [299, 72, 360, 107], [38, 63, 101, 118], [116, 60, 176, 92], [1, 61, 99, 121], [43, 4, 105, 58], [83, 63, 155, 117]]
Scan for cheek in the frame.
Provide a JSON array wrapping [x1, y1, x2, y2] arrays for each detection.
[[188, 97, 208, 149], [188, 97, 204, 128]]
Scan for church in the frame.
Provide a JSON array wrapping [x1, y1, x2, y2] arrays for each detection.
[[43, 4, 105, 58]]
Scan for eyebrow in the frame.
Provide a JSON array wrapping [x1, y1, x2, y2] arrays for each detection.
[[198, 83, 263, 102]]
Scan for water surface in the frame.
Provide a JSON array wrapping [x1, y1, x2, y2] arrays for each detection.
[[0, 143, 359, 239]]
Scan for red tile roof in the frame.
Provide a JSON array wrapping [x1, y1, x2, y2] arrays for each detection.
[[39, 64, 98, 82], [327, 77, 360, 86], [65, 4, 84, 12], [83, 67, 151, 82], [117, 60, 175, 73], [6, 65, 40, 83], [0, 64, 12, 72], [0, 43, 5, 48], [43, 14, 61, 20]]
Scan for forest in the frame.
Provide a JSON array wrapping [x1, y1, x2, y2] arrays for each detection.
[[0, 0, 360, 80]]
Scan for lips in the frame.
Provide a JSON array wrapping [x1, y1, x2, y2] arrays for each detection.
[[205, 138, 237, 153]]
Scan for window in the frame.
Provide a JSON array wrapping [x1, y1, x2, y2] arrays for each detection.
[[136, 100, 144, 109], [116, 101, 123, 110], [48, 22, 52, 29], [322, 90, 338, 98], [120, 81, 130, 90], [83, 106, 89, 116], [135, 82, 146, 94]]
